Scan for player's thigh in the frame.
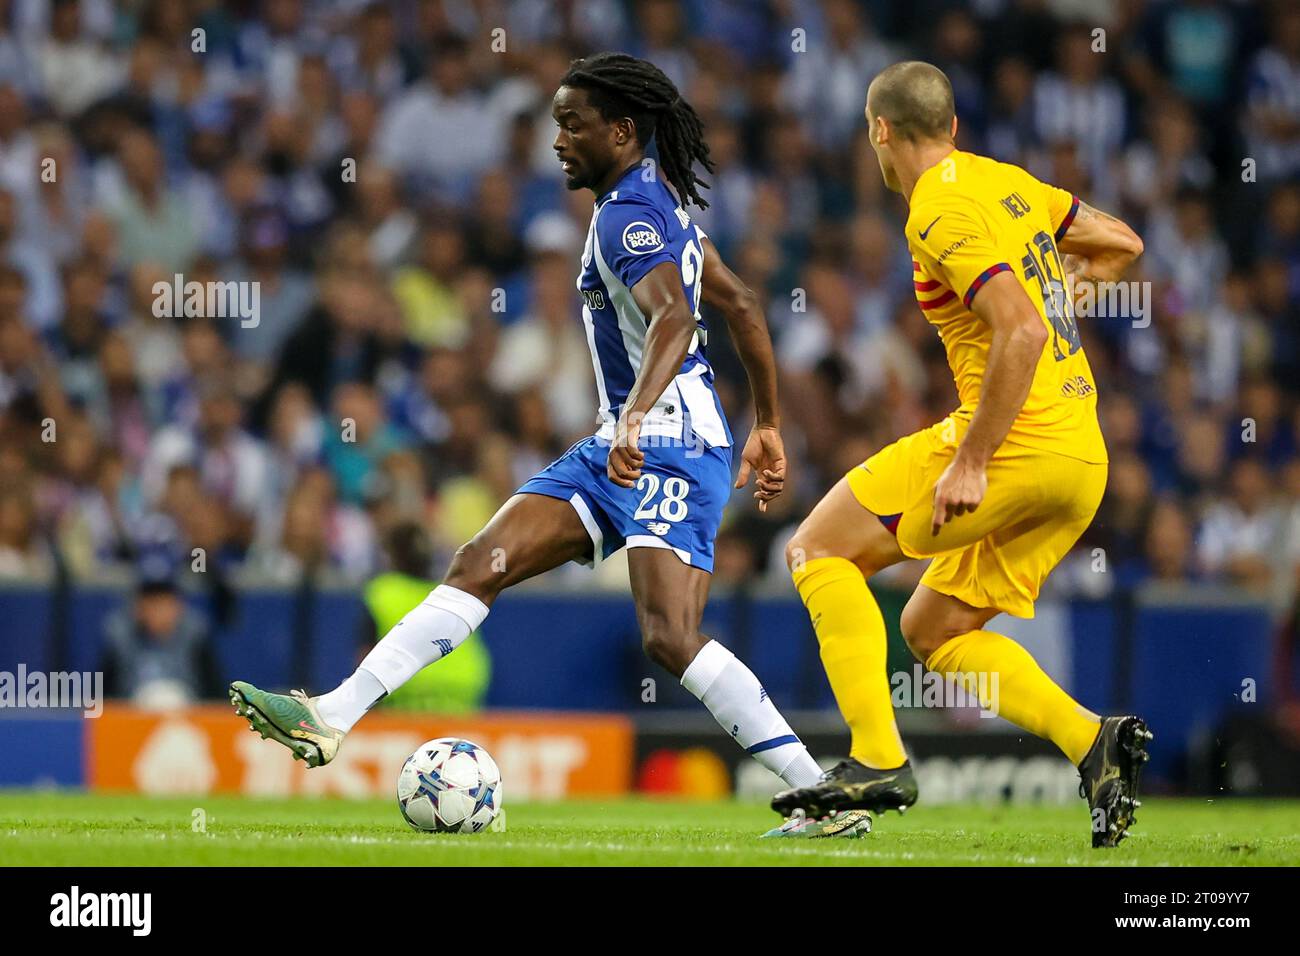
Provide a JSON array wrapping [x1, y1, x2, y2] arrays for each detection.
[[801, 422, 957, 572], [899, 584, 1000, 661], [618, 441, 723, 673], [627, 546, 713, 676], [785, 476, 905, 577], [918, 455, 1107, 620], [894, 439, 1088, 559], [894, 453, 1039, 558], [447, 492, 593, 596]]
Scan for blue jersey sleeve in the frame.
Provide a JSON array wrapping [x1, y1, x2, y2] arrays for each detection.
[[596, 198, 678, 291]]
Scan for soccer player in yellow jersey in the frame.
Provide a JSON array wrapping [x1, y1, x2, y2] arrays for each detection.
[[770, 62, 1152, 847]]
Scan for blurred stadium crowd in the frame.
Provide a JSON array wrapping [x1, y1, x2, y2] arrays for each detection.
[[0, 0, 1298, 612]]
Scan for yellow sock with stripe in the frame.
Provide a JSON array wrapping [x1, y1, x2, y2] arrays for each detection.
[[925, 629, 1101, 765], [792, 557, 907, 769]]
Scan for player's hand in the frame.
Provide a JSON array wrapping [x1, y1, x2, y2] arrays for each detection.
[[607, 413, 644, 488], [931, 455, 987, 535], [735, 424, 786, 513]]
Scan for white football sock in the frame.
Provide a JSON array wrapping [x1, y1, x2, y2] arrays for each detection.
[[681, 640, 823, 788], [313, 668, 386, 735], [316, 584, 489, 733]]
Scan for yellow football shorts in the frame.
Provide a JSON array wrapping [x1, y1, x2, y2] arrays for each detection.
[[845, 417, 1107, 618]]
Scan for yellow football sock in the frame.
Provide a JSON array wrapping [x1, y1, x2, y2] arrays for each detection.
[[925, 629, 1101, 765], [792, 557, 907, 769]]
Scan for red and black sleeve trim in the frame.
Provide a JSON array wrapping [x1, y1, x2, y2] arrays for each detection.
[[963, 262, 1012, 308], [1054, 195, 1080, 243]]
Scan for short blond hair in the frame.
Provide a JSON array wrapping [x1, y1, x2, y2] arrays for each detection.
[[868, 61, 955, 142]]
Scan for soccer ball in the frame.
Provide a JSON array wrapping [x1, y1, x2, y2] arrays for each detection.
[[397, 737, 503, 833]]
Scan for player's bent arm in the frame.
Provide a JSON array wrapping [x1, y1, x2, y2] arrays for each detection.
[[959, 271, 1048, 469], [604, 261, 698, 487], [931, 271, 1046, 531], [624, 260, 699, 422], [698, 235, 779, 428], [1057, 201, 1144, 283]]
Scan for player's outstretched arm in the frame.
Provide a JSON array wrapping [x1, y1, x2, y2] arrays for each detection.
[[931, 271, 1047, 533], [1058, 201, 1144, 285], [698, 236, 779, 427], [698, 235, 785, 511], [607, 261, 701, 487]]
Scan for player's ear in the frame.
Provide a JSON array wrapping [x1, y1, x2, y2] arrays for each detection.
[[615, 116, 635, 147], [950, 114, 959, 142]]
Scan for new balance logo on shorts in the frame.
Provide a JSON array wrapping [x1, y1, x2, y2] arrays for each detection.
[[645, 522, 671, 536]]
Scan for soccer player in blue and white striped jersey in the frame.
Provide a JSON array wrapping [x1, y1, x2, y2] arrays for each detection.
[[231, 53, 865, 838]]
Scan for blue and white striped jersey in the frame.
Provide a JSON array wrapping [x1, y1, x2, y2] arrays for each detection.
[[576, 163, 732, 449]]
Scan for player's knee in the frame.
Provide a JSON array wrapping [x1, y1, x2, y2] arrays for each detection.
[[899, 602, 952, 662], [784, 527, 832, 574], [783, 534, 804, 573], [785, 521, 897, 578], [640, 615, 698, 677], [443, 537, 503, 602]]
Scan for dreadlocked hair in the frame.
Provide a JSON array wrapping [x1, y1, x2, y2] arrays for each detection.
[[560, 52, 716, 209]]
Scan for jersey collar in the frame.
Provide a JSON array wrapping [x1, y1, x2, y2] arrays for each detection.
[[596, 162, 645, 206], [913, 147, 964, 198]]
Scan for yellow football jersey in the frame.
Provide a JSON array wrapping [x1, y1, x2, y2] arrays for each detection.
[[907, 149, 1107, 464]]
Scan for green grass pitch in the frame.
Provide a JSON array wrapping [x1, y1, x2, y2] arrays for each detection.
[[2, 792, 1298, 866]]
